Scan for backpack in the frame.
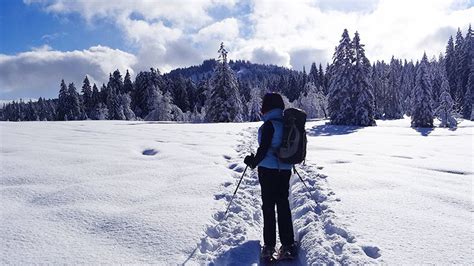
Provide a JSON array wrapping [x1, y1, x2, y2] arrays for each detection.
[[277, 108, 307, 164]]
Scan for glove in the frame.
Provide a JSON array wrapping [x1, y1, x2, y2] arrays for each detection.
[[244, 154, 256, 169]]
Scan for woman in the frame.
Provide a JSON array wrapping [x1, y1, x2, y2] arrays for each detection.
[[244, 92, 297, 260]]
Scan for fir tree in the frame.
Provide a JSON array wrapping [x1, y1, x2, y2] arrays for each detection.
[[57, 79, 68, 120], [463, 59, 474, 119], [445, 35, 456, 97], [454, 28, 465, 108], [318, 63, 326, 94], [352, 31, 376, 126], [66, 83, 82, 120], [81, 76, 93, 118], [328, 29, 354, 125], [400, 60, 416, 115], [436, 72, 457, 128], [123, 70, 133, 94], [411, 53, 434, 128], [247, 86, 262, 122], [106, 74, 122, 120], [385, 57, 403, 119], [206, 42, 243, 122], [309, 62, 318, 87]]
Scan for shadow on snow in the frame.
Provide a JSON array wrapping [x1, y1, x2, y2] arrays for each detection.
[[308, 123, 361, 136], [211, 240, 261, 266], [412, 127, 434, 136]]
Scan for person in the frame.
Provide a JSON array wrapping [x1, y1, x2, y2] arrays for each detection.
[[244, 92, 297, 260]]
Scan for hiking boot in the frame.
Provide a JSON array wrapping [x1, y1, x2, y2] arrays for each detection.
[[278, 242, 297, 260], [260, 245, 275, 260]]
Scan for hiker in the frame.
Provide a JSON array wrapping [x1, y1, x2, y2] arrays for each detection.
[[244, 92, 297, 261]]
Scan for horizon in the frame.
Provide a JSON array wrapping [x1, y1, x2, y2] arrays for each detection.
[[1, 0, 473, 100]]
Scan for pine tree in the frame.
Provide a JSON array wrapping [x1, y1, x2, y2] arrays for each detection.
[[309, 62, 318, 87], [172, 75, 190, 112], [123, 70, 133, 94], [57, 79, 68, 120], [328, 29, 354, 125], [297, 82, 326, 118], [118, 93, 136, 120], [66, 83, 82, 120], [411, 53, 434, 128], [106, 73, 123, 120], [445, 35, 456, 97], [247, 86, 262, 121], [463, 59, 473, 119], [454, 28, 465, 108], [206, 42, 243, 122], [400, 60, 416, 115], [81, 76, 92, 119], [132, 68, 164, 118], [352, 31, 376, 126], [318, 63, 326, 94], [384, 56, 403, 119], [436, 72, 457, 128]]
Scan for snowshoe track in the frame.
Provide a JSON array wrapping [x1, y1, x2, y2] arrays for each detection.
[[191, 127, 380, 265]]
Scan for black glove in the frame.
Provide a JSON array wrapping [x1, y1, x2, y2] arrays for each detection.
[[244, 154, 256, 169]]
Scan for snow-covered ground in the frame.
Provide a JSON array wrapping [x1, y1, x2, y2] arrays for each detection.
[[1, 118, 472, 264]]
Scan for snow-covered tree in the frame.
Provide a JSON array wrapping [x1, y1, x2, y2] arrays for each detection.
[[297, 82, 320, 118], [81, 76, 93, 119], [206, 43, 243, 122], [384, 57, 403, 119], [118, 93, 135, 120], [445, 36, 456, 97], [246, 86, 262, 121], [57, 79, 68, 120], [411, 53, 434, 128], [328, 29, 354, 125], [463, 59, 474, 120], [436, 74, 457, 128], [123, 70, 133, 94], [352, 32, 376, 126], [297, 83, 328, 119], [400, 60, 416, 115], [106, 76, 123, 120]]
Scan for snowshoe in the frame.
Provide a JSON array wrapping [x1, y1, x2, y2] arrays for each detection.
[[276, 242, 297, 261], [260, 245, 276, 263]]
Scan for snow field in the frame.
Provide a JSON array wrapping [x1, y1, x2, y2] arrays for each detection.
[[1, 121, 251, 264], [1, 118, 472, 264], [305, 118, 473, 264]]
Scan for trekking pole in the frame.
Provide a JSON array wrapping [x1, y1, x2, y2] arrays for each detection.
[[224, 165, 249, 218], [293, 166, 323, 214]]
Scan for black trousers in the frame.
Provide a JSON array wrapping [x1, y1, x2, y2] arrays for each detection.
[[258, 166, 295, 247]]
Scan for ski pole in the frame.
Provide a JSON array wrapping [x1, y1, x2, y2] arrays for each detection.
[[224, 165, 248, 217], [293, 166, 323, 214]]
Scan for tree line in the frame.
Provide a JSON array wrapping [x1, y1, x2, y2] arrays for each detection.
[[1, 25, 472, 128]]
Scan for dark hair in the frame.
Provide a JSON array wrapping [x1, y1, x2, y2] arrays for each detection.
[[261, 92, 285, 114]]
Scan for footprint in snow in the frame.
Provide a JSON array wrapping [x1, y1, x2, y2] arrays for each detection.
[[142, 149, 158, 156], [362, 246, 381, 259], [228, 163, 238, 169]]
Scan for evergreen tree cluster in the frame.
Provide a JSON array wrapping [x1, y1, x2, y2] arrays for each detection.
[[2, 25, 472, 125], [328, 29, 376, 126]]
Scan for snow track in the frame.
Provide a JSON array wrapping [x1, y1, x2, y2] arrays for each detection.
[[190, 127, 379, 265]]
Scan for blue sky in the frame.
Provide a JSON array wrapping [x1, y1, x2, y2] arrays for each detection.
[[0, 0, 473, 100], [0, 1, 129, 54]]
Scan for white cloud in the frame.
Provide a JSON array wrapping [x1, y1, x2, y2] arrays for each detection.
[[7, 0, 474, 100], [250, 46, 290, 67], [0, 46, 136, 99]]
